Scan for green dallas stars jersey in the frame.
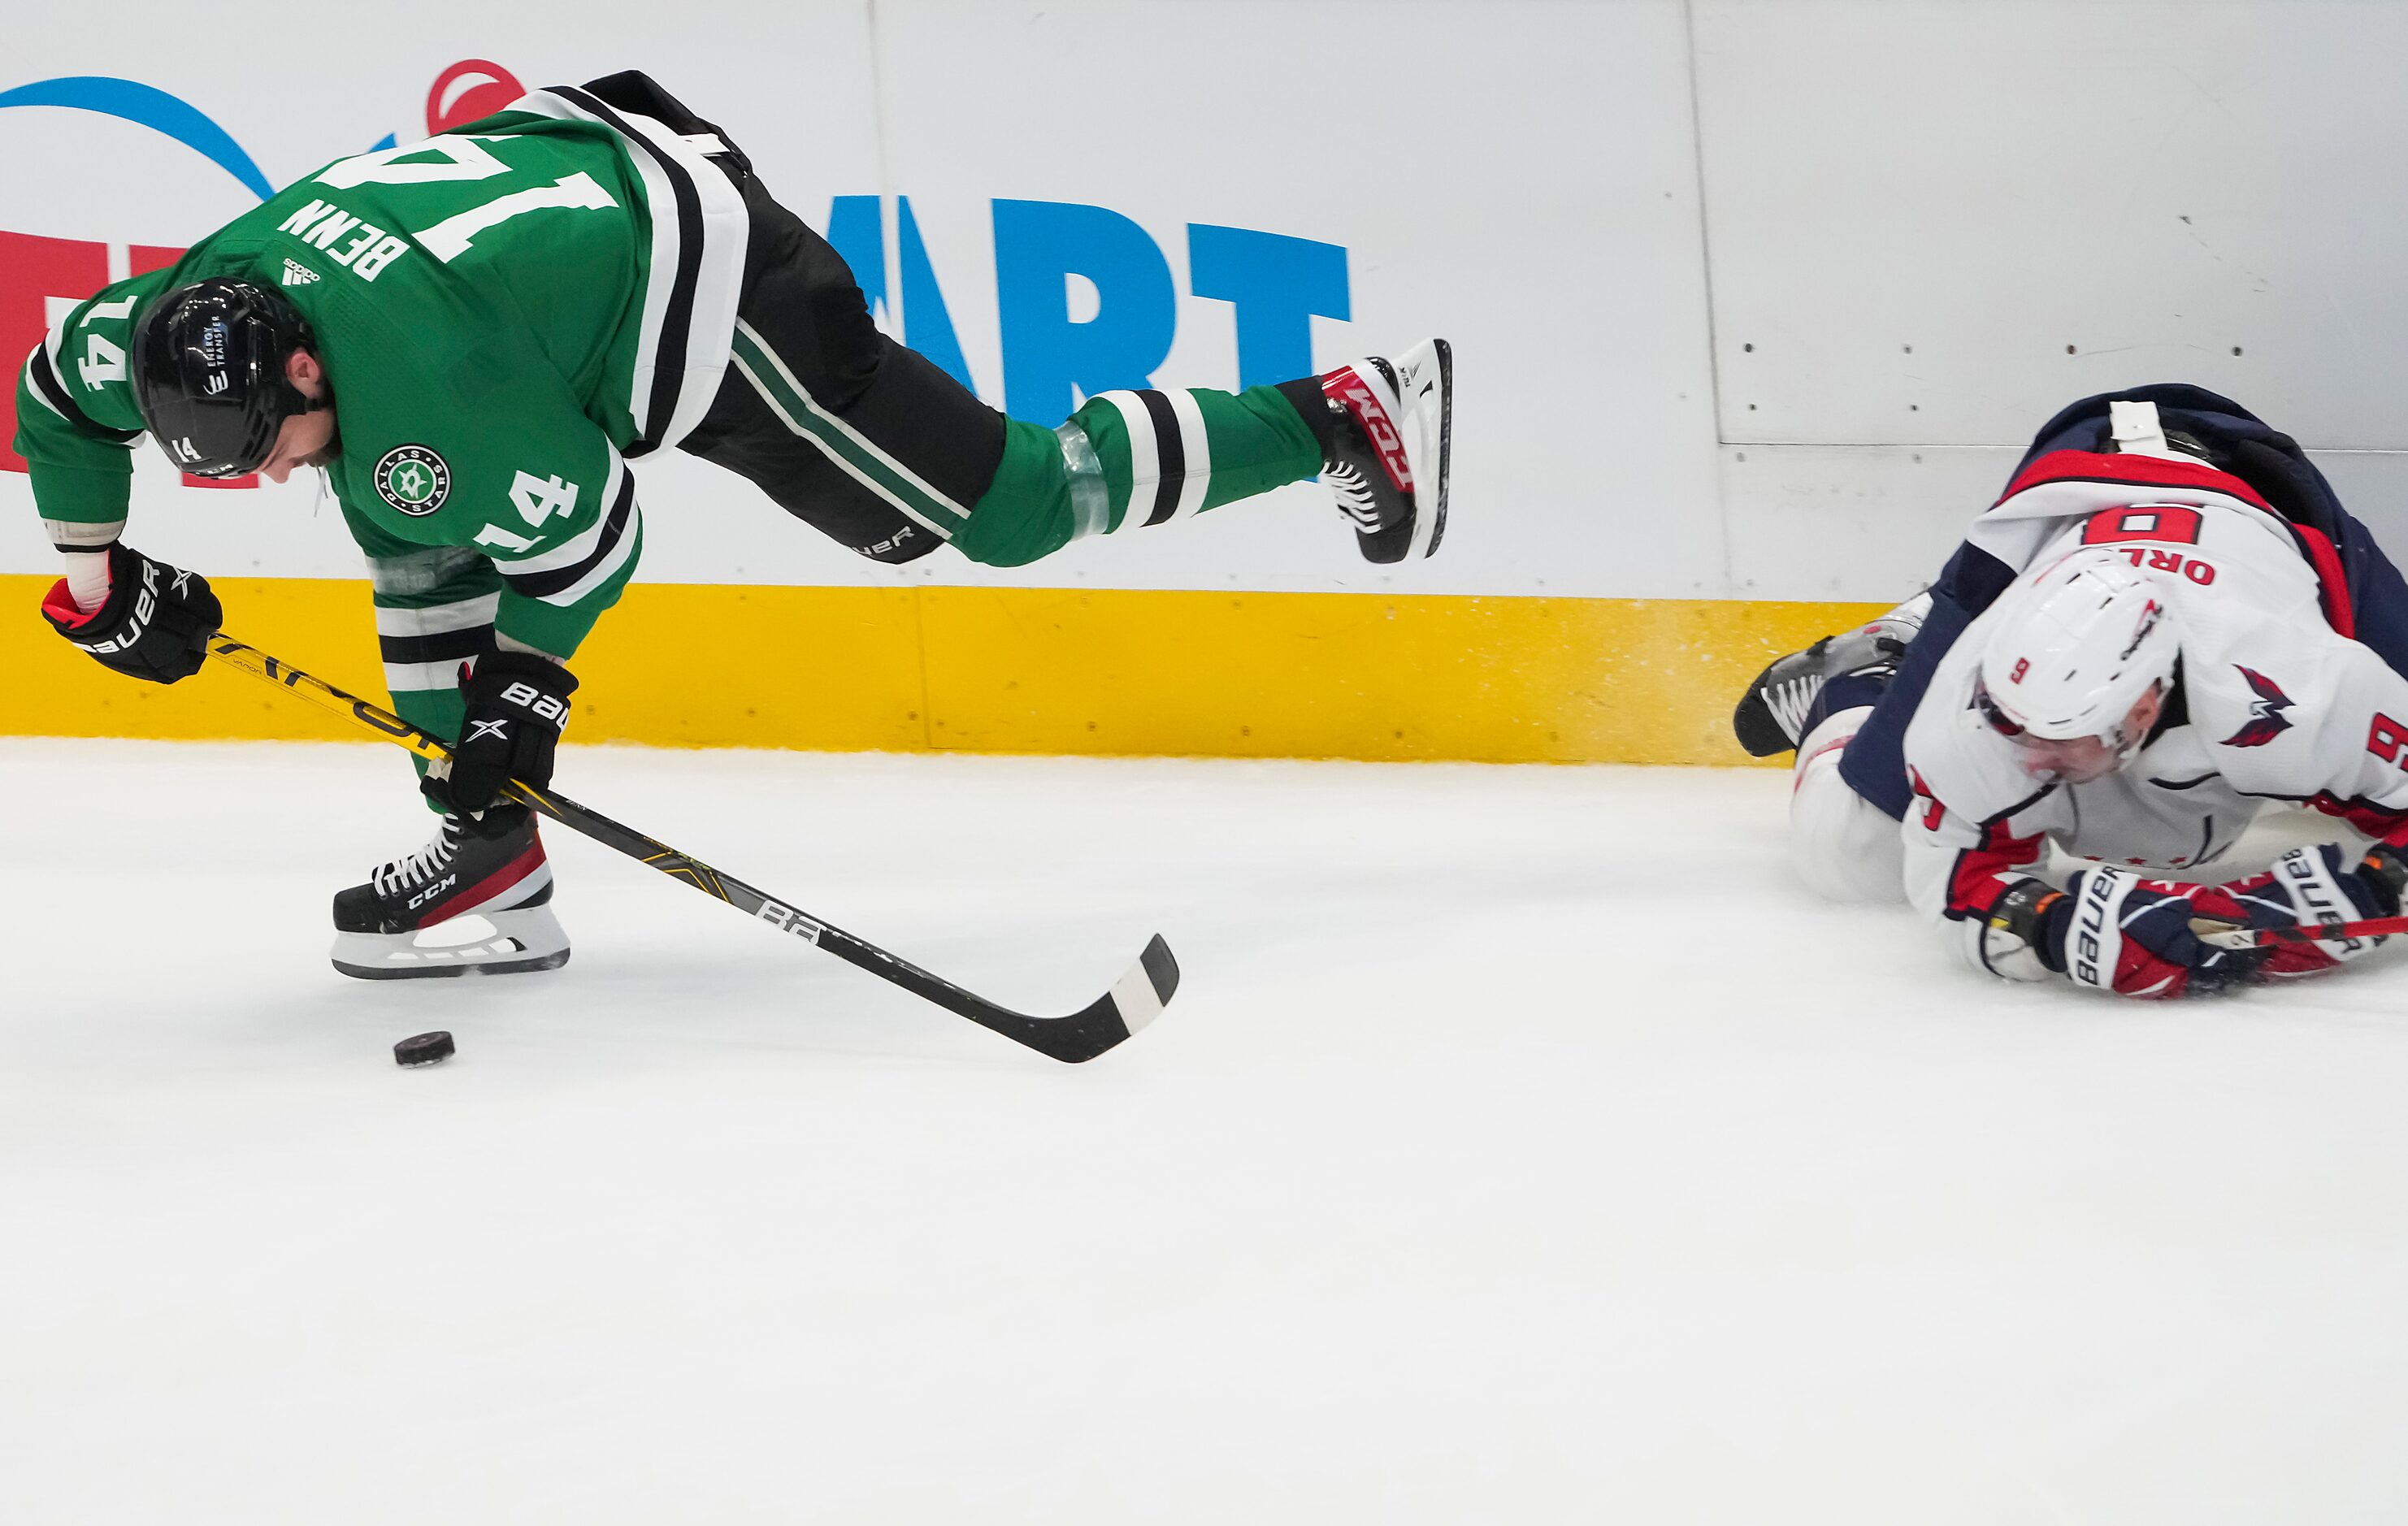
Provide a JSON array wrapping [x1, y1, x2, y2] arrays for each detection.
[[13, 85, 748, 655]]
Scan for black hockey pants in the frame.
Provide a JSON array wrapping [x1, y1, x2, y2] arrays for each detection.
[[675, 175, 1006, 565]]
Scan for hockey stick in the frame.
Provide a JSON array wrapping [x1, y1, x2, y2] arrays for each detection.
[[2200, 914, 2408, 951], [202, 634, 1178, 1063]]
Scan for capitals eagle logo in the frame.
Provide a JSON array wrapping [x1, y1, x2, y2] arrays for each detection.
[[2220, 665, 2294, 747]]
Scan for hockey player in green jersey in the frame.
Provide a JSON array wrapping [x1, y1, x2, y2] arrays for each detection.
[[16, 71, 1454, 978]]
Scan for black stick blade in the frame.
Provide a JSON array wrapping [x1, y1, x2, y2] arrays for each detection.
[[1017, 934, 1180, 1064], [1117, 934, 1182, 1033]]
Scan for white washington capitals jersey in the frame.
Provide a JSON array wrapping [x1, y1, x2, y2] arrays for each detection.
[[1898, 471, 2408, 954]]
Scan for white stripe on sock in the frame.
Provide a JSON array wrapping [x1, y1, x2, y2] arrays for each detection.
[[1096, 391, 1157, 532], [383, 659, 463, 692]]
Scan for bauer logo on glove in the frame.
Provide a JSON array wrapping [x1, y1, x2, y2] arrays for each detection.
[[497, 679, 571, 730], [38, 544, 223, 686], [423, 651, 580, 822]]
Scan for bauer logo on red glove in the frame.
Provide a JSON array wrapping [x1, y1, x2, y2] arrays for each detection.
[[1976, 865, 2270, 999], [2209, 843, 2399, 978], [2057, 866, 2267, 999]]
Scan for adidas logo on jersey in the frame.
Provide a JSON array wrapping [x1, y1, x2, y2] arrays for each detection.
[[281, 260, 322, 288]]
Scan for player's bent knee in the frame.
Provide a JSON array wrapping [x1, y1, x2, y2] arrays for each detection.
[[948, 421, 1079, 568], [1786, 709, 1906, 904]]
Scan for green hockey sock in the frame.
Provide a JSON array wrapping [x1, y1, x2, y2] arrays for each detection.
[[952, 381, 1326, 568], [359, 540, 494, 807]]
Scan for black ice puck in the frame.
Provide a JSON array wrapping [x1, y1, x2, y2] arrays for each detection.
[[394, 1030, 456, 1068]]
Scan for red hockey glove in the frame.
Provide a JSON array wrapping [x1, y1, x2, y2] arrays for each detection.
[[2206, 843, 2404, 979], [2021, 866, 2271, 999]]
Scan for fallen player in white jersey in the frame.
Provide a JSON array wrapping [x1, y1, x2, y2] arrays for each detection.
[[1735, 386, 2408, 999]]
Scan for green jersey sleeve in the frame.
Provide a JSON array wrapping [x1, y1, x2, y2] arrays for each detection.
[[331, 396, 641, 660], [13, 271, 175, 528], [473, 438, 644, 657]]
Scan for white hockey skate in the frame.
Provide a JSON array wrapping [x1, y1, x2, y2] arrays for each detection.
[[1321, 337, 1452, 562], [330, 807, 571, 979]]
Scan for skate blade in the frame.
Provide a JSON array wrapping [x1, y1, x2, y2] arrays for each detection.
[[1402, 337, 1451, 560], [330, 907, 571, 982]]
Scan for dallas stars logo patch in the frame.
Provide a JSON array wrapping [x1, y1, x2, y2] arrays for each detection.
[[2221, 665, 2294, 748], [374, 445, 450, 517]]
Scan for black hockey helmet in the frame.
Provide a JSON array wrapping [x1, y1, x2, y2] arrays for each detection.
[[131, 278, 320, 478]]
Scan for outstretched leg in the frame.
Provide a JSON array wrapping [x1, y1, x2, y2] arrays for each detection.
[[680, 176, 1451, 569]]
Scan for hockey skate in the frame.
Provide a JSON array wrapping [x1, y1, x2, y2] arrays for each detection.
[[330, 806, 571, 979], [1321, 338, 1452, 562], [1732, 593, 1932, 756]]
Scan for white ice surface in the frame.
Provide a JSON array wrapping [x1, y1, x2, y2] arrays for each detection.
[[6, 739, 2408, 1524]]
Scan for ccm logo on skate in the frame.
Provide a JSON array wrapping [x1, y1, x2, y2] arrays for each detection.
[[756, 900, 824, 943], [407, 874, 458, 911], [1326, 370, 1414, 492]]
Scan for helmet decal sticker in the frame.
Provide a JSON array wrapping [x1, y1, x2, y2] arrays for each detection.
[[2120, 599, 2164, 661]]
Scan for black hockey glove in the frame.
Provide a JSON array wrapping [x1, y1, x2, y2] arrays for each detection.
[[40, 543, 222, 685], [423, 651, 578, 826]]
